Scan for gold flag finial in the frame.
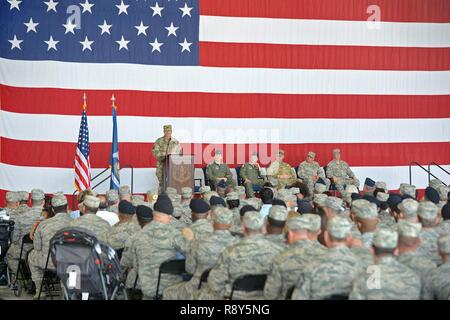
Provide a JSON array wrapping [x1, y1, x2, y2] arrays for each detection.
[[83, 93, 87, 109], [111, 94, 116, 109]]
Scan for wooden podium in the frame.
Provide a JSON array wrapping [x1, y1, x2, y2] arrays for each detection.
[[163, 154, 195, 193]]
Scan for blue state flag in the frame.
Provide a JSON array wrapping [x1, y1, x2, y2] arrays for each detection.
[[110, 103, 120, 190]]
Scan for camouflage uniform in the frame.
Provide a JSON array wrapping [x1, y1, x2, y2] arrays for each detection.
[[70, 214, 112, 243], [107, 220, 141, 250], [267, 161, 297, 189], [435, 220, 450, 237], [28, 212, 71, 289], [188, 219, 214, 241], [7, 205, 42, 274], [120, 231, 141, 289], [239, 162, 265, 198], [197, 233, 283, 300], [264, 238, 327, 300], [292, 246, 363, 299], [133, 221, 190, 299], [297, 159, 330, 195], [206, 161, 235, 190], [326, 160, 360, 193], [398, 252, 436, 299], [9, 203, 29, 222], [152, 135, 182, 192], [164, 228, 238, 300], [418, 229, 440, 265], [422, 235, 450, 300]]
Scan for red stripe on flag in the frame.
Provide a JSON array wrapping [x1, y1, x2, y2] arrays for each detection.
[[2, 85, 450, 119], [2, 138, 450, 168], [200, 42, 450, 71], [199, 0, 450, 23]]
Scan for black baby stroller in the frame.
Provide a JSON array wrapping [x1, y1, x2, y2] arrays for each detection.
[[45, 227, 127, 300], [0, 217, 14, 286]]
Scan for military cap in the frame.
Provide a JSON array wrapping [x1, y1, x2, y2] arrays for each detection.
[[297, 199, 314, 214], [199, 186, 211, 194], [83, 195, 100, 208], [314, 183, 327, 194], [364, 178, 375, 188], [181, 187, 193, 199], [163, 124, 172, 131], [397, 220, 422, 238], [387, 194, 402, 207], [351, 199, 370, 215], [327, 216, 352, 240], [373, 228, 398, 249], [277, 149, 285, 156], [18, 191, 29, 202], [215, 149, 223, 155], [236, 186, 246, 196], [246, 197, 262, 210], [268, 205, 288, 222], [375, 181, 387, 191], [313, 194, 328, 207], [272, 198, 287, 208], [351, 193, 362, 201], [6, 191, 19, 203], [355, 201, 378, 219], [398, 199, 419, 219], [203, 191, 215, 203], [332, 148, 340, 154], [290, 187, 300, 195], [213, 207, 234, 225], [173, 205, 183, 218], [429, 179, 444, 190], [131, 195, 145, 207], [437, 185, 450, 201], [106, 189, 119, 202], [376, 192, 389, 203], [438, 234, 450, 254], [325, 196, 344, 213], [146, 190, 158, 202], [289, 214, 321, 232], [243, 211, 265, 230], [425, 187, 440, 204], [136, 205, 153, 221], [442, 203, 450, 221], [53, 191, 65, 197], [363, 195, 380, 209], [165, 187, 178, 195], [169, 193, 181, 205], [153, 194, 173, 215], [226, 192, 239, 201], [190, 198, 210, 214], [399, 184, 416, 198], [240, 205, 256, 217], [210, 196, 226, 207], [118, 200, 135, 215], [51, 194, 68, 207], [345, 185, 359, 194], [119, 185, 131, 196], [417, 201, 438, 221], [307, 151, 316, 158], [30, 189, 45, 201]]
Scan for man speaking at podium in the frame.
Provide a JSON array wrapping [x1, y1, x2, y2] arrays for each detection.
[[152, 125, 182, 193]]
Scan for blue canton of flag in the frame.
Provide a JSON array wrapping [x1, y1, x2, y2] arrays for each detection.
[[1, 0, 199, 66], [110, 99, 120, 191]]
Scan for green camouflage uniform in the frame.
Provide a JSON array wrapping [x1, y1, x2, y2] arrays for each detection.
[[9, 203, 29, 222], [70, 214, 112, 243], [422, 259, 450, 300], [297, 160, 330, 194], [152, 136, 182, 192], [239, 162, 265, 198], [267, 161, 297, 188], [418, 228, 441, 265], [206, 161, 235, 190], [326, 160, 360, 193], [398, 252, 437, 299]]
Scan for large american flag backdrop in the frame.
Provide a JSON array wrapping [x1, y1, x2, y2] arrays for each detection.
[[1, 0, 450, 205]]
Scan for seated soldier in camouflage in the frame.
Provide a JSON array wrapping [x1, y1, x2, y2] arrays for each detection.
[[422, 234, 450, 300], [206, 150, 235, 191], [5, 191, 20, 219], [326, 149, 360, 193], [297, 151, 330, 195], [267, 150, 297, 189], [107, 200, 140, 250], [164, 207, 238, 300], [240, 152, 265, 198]]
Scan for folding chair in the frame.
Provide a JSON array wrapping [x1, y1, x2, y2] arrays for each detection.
[[229, 274, 267, 300], [154, 259, 186, 300], [11, 234, 33, 297], [37, 248, 61, 300], [197, 268, 211, 290], [285, 285, 296, 300]]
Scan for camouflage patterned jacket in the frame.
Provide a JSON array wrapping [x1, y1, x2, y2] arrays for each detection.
[[70, 213, 112, 243], [152, 136, 182, 165], [350, 256, 421, 300], [422, 259, 450, 300], [107, 220, 141, 250], [326, 160, 356, 180]]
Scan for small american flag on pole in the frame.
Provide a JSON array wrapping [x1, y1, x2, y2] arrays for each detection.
[[74, 93, 92, 192]]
